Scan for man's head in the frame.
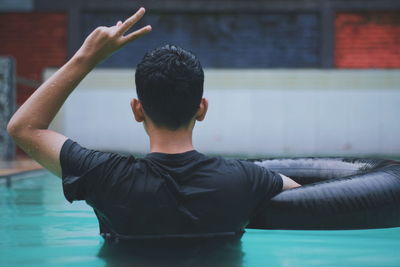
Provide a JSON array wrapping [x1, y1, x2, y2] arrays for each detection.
[[133, 44, 207, 131]]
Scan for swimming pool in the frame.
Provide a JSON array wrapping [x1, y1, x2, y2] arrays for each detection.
[[1, 173, 400, 266]]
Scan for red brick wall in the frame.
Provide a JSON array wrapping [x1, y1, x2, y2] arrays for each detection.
[[0, 13, 67, 105], [335, 12, 400, 68]]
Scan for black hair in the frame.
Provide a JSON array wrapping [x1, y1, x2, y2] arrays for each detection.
[[135, 44, 204, 130]]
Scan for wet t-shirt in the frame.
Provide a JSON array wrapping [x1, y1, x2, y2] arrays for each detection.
[[60, 139, 282, 240]]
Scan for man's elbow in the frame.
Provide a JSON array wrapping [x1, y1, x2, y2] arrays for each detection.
[[7, 119, 27, 140], [7, 119, 18, 137]]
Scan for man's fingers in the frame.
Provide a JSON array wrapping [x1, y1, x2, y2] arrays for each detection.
[[120, 25, 152, 45], [117, 7, 146, 35], [113, 8, 151, 46]]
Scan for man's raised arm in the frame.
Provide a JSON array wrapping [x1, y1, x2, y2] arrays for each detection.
[[7, 7, 152, 177]]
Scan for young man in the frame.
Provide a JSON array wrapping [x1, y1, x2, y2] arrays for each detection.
[[7, 8, 300, 242]]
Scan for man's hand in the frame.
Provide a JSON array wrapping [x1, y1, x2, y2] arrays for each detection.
[[76, 7, 152, 66], [7, 7, 151, 177]]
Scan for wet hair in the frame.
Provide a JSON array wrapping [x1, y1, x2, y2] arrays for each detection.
[[135, 44, 204, 130]]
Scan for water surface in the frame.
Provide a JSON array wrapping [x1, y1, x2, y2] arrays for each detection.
[[1, 173, 399, 266]]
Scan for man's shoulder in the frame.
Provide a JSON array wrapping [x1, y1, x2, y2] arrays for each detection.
[[214, 157, 262, 170], [198, 154, 264, 175], [60, 138, 140, 175]]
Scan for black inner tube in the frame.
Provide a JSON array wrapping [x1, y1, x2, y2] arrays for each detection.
[[245, 158, 400, 230]]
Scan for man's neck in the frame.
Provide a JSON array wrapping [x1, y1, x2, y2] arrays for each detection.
[[148, 126, 195, 154]]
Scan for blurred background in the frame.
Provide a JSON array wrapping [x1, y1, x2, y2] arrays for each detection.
[[1, 0, 400, 158]]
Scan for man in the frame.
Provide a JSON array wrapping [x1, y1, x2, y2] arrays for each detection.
[[7, 8, 300, 242]]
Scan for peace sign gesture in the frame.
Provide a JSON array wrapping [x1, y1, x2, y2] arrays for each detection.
[[76, 7, 152, 66]]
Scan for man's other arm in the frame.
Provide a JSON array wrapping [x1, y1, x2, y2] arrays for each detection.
[[279, 173, 301, 190], [7, 8, 151, 177]]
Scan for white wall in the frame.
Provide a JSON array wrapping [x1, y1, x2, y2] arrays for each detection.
[[46, 69, 400, 156]]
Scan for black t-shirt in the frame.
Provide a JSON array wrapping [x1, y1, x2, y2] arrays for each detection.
[[60, 139, 282, 240]]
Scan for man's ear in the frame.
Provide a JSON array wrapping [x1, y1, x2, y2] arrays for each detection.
[[196, 98, 208, 121], [130, 98, 145, 122]]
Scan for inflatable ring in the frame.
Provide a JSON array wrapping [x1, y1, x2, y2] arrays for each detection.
[[246, 158, 400, 230]]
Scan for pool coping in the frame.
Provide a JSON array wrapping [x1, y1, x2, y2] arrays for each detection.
[[0, 158, 46, 187]]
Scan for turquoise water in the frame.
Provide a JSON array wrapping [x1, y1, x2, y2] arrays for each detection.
[[1, 173, 400, 266]]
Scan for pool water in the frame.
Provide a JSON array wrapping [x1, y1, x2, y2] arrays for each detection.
[[1, 173, 400, 266]]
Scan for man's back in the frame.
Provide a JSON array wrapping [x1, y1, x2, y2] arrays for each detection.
[[61, 139, 283, 239]]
